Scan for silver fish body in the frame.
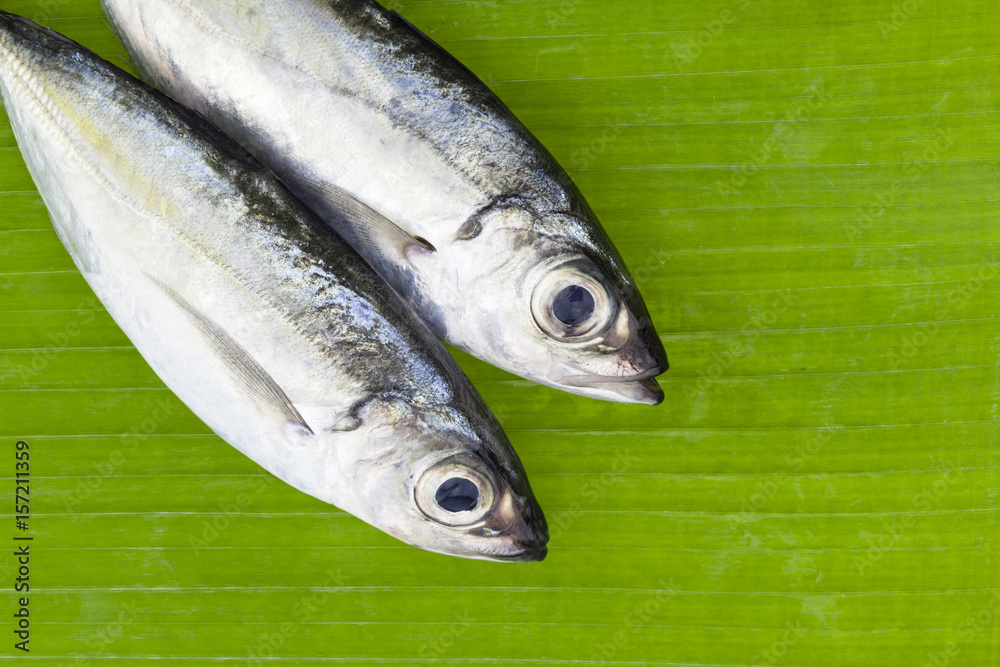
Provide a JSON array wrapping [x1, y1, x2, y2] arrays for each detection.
[[0, 12, 547, 561], [101, 0, 669, 404]]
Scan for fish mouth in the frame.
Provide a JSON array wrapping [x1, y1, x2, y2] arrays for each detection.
[[583, 376, 664, 405], [458, 487, 548, 563], [497, 492, 549, 562], [449, 533, 548, 563], [491, 543, 548, 562], [495, 494, 550, 562], [555, 364, 667, 405], [428, 539, 548, 563]]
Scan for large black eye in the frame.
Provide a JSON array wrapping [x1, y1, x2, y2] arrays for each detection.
[[552, 285, 596, 326], [435, 478, 480, 513]]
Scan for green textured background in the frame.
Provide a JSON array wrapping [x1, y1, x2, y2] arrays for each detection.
[[2, 0, 999, 664]]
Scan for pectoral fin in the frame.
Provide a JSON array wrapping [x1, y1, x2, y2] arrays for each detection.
[[283, 173, 435, 264], [145, 273, 314, 436]]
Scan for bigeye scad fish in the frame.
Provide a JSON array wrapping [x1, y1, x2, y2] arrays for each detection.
[[0, 12, 547, 561], [100, 0, 670, 404]]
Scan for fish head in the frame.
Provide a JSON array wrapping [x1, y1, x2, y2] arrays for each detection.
[[446, 203, 668, 405], [336, 398, 548, 562]]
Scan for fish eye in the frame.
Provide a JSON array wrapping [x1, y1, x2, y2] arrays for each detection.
[[553, 284, 596, 326], [435, 477, 479, 512], [415, 457, 497, 527], [531, 259, 618, 342]]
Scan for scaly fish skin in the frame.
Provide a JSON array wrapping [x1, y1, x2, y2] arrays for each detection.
[[101, 0, 669, 404], [0, 12, 546, 561]]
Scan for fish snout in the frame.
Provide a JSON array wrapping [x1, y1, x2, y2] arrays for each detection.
[[551, 314, 668, 404], [497, 490, 549, 562], [637, 316, 669, 374]]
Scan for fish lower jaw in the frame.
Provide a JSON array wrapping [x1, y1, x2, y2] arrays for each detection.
[[423, 542, 548, 563], [541, 374, 666, 406]]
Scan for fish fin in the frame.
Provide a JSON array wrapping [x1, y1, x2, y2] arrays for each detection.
[[283, 173, 435, 262], [144, 273, 314, 436]]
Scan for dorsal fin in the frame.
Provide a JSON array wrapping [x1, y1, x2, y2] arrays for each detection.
[[145, 273, 314, 437]]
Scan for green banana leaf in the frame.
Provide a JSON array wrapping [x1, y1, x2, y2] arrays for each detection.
[[2, 0, 998, 664]]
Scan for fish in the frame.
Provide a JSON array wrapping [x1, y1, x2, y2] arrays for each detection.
[[100, 0, 670, 405], [0, 12, 547, 561]]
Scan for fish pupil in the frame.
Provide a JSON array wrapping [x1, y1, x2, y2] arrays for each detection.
[[553, 285, 596, 326], [435, 478, 479, 513]]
